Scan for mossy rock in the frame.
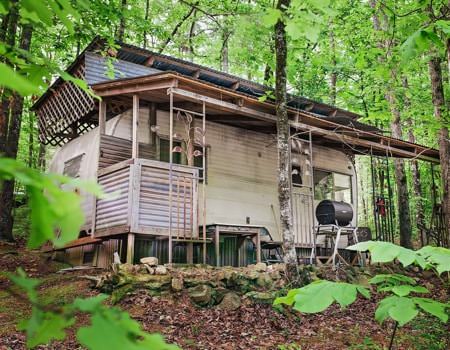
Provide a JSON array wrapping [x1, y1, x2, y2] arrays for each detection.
[[255, 274, 273, 288], [111, 284, 135, 304], [245, 291, 274, 304], [188, 284, 213, 306]]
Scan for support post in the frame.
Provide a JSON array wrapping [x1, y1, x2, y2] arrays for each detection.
[[186, 243, 193, 264], [168, 92, 173, 264], [256, 229, 262, 264], [215, 225, 220, 267], [99, 99, 106, 135], [202, 101, 207, 264], [132, 94, 139, 158], [149, 102, 157, 147], [126, 233, 135, 264]]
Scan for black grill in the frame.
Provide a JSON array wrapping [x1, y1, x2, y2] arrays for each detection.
[[315, 200, 353, 226]]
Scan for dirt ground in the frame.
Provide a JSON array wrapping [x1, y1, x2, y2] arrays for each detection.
[[0, 241, 448, 350]]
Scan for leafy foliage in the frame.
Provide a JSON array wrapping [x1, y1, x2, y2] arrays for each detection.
[[276, 242, 449, 334], [347, 241, 450, 275], [274, 280, 370, 313], [7, 271, 179, 349], [0, 158, 103, 248]]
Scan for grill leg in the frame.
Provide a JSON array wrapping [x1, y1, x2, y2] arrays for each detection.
[[331, 228, 341, 268]]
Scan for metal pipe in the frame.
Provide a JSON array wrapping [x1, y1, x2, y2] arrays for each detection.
[[202, 101, 207, 264]]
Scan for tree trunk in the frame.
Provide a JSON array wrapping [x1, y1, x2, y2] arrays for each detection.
[[220, 29, 230, 73], [275, 0, 297, 279], [143, 0, 150, 48], [428, 56, 450, 241], [28, 112, 34, 168], [117, 0, 127, 41], [0, 24, 33, 242], [0, 4, 18, 156], [329, 21, 337, 105], [38, 143, 46, 170], [387, 89, 413, 248], [403, 78, 425, 242]]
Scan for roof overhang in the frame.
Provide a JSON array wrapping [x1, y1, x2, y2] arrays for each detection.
[[92, 73, 440, 163]]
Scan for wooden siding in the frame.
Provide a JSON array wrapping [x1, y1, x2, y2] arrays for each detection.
[[99, 134, 155, 169], [94, 159, 198, 238], [95, 166, 130, 230], [138, 164, 197, 236]]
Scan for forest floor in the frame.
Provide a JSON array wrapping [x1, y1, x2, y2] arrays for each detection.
[[0, 241, 448, 350]]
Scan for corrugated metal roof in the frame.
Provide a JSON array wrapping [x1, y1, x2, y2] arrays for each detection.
[[85, 52, 161, 84]]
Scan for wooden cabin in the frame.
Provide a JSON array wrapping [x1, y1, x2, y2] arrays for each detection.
[[33, 38, 440, 268]]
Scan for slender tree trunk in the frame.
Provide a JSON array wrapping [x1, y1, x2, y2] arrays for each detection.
[[275, 0, 297, 279], [387, 89, 413, 248], [220, 29, 230, 73], [38, 143, 46, 170], [429, 56, 450, 241], [329, 21, 337, 105], [403, 78, 425, 242], [143, 0, 150, 48], [159, 4, 196, 54], [117, 0, 127, 41], [0, 4, 18, 156], [0, 24, 33, 242], [28, 112, 33, 168]]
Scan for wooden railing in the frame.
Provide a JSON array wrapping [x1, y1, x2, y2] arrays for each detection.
[[93, 158, 199, 238]]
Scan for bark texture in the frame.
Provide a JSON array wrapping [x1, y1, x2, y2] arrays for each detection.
[[389, 102, 412, 248], [0, 24, 33, 242], [275, 0, 297, 279], [428, 57, 450, 242]]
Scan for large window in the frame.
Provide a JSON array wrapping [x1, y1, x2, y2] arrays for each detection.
[[314, 169, 352, 203]]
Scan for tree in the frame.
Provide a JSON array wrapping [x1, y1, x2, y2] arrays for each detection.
[[274, 0, 297, 280]]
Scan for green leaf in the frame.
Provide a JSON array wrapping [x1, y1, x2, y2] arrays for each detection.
[[73, 294, 109, 312], [388, 297, 418, 326], [391, 285, 428, 297], [332, 283, 357, 307], [375, 296, 397, 323], [414, 298, 449, 323], [20, 312, 75, 348], [261, 8, 281, 27], [0, 63, 40, 96]]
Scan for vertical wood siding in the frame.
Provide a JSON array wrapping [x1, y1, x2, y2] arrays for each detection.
[[95, 167, 130, 230]]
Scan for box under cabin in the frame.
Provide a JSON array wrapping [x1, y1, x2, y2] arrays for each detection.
[[34, 39, 439, 268]]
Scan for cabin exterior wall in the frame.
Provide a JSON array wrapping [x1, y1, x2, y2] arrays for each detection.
[[50, 107, 357, 243]]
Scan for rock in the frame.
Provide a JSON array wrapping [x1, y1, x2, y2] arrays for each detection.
[[254, 262, 267, 272], [171, 277, 184, 291], [144, 275, 172, 291], [188, 284, 213, 306], [217, 292, 241, 311], [140, 257, 158, 266], [246, 270, 260, 280], [143, 264, 155, 274], [256, 274, 272, 288], [245, 291, 274, 304], [155, 265, 168, 275], [119, 263, 136, 274]]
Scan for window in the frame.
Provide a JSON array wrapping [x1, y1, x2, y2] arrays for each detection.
[[194, 145, 206, 181], [291, 165, 303, 186], [63, 154, 84, 178], [314, 169, 352, 203], [159, 139, 182, 164]]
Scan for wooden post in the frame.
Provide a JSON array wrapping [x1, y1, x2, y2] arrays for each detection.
[[126, 233, 135, 264], [186, 243, 193, 264], [99, 99, 106, 135], [132, 94, 139, 158], [202, 101, 207, 264], [215, 225, 220, 267], [256, 229, 261, 263], [149, 102, 157, 147], [168, 92, 173, 264]]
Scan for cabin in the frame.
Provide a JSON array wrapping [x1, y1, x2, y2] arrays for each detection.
[[32, 38, 440, 268]]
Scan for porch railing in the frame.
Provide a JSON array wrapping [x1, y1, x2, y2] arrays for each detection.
[[93, 158, 199, 238]]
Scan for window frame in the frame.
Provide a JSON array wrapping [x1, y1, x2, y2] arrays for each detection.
[[313, 168, 353, 204]]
